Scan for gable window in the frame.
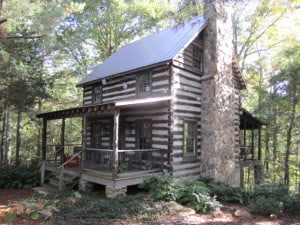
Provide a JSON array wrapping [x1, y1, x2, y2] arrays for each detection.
[[193, 47, 203, 71], [183, 120, 197, 155], [92, 84, 102, 104], [137, 70, 151, 95]]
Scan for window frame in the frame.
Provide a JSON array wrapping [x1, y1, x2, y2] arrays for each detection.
[[136, 70, 152, 96], [92, 84, 102, 104], [183, 120, 197, 156], [192, 46, 203, 71], [91, 121, 112, 149], [135, 119, 152, 150]]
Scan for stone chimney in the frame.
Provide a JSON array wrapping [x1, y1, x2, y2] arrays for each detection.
[[201, 0, 240, 186]]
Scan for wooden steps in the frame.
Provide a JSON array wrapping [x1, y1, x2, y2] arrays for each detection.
[[47, 172, 79, 190]]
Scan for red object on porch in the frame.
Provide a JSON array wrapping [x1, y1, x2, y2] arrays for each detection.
[[64, 156, 79, 168]]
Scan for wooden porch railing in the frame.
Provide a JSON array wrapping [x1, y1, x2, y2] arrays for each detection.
[[40, 145, 164, 189], [40, 144, 82, 190], [58, 149, 83, 190], [240, 146, 256, 161], [84, 148, 164, 174]]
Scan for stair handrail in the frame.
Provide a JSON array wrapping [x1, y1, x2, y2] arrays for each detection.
[[58, 149, 83, 169]]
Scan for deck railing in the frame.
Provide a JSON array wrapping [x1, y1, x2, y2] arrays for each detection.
[[84, 148, 164, 174], [43, 144, 82, 171], [240, 146, 255, 161], [45, 144, 81, 163], [41, 145, 164, 187]]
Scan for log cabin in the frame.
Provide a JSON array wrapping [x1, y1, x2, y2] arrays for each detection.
[[37, 1, 265, 196]]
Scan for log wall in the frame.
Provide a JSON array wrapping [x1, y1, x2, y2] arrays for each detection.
[[170, 34, 203, 179], [83, 65, 170, 106]]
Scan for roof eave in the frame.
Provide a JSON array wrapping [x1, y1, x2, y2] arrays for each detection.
[[232, 55, 247, 90], [172, 21, 207, 62]]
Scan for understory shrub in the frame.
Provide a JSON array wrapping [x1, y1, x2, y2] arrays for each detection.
[[250, 182, 288, 201], [247, 183, 289, 216], [139, 173, 181, 201], [248, 196, 281, 215], [205, 181, 245, 204], [140, 174, 221, 213], [282, 194, 300, 215], [0, 166, 40, 188]]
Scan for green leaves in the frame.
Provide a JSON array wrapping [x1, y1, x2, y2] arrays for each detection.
[[140, 174, 222, 213], [0, 166, 40, 189], [4, 211, 17, 223]]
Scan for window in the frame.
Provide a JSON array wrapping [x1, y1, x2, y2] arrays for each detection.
[[137, 70, 151, 95], [91, 122, 102, 148], [183, 121, 197, 155], [92, 84, 102, 104], [136, 120, 152, 149], [91, 122, 111, 148], [193, 47, 203, 71]]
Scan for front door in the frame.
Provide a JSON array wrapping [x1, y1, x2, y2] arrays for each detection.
[[136, 119, 152, 149]]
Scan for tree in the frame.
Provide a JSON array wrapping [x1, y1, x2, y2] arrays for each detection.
[[0, 0, 65, 165], [270, 43, 300, 187], [54, 0, 173, 76]]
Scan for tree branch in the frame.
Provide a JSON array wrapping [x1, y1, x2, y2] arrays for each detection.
[[0, 18, 7, 24], [4, 35, 47, 39]]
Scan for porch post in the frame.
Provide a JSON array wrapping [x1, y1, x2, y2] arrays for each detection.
[[81, 116, 87, 170], [243, 117, 247, 147], [112, 109, 120, 178], [61, 118, 65, 161], [258, 127, 262, 160], [41, 118, 47, 160], [251, 123, 254, 160]]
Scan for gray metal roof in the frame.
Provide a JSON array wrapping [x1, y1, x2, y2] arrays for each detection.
[[78, 16, 207, 86]]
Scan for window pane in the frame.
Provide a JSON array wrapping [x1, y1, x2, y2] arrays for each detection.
[[93, 85, 102, 103], [137, 71, 151, 95], [136, 119, 152, 149], [183, 121, 197, 154], [193, 47, 202, 70]]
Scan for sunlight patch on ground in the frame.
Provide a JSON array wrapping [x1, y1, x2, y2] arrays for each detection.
[[183, 213, 238, 224], [255, 221, 283, 225]]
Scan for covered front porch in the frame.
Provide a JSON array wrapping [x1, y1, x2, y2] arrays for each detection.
[[37, 98, 169, 190]]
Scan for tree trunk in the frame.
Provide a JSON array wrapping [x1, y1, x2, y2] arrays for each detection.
[[0, 107, 4, 164], [37, 99, 42, 160], [272, 105, 278, 182], [284, 74, 297, 188], [4, 107, 11, 165], [15, 109, 22, 166]]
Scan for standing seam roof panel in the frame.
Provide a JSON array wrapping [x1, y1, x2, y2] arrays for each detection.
[[78, 16, 207, 86]]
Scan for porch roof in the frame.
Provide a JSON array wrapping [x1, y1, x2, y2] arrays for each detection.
[[36, 96, 171, 120], [240, 108, 267, 130]]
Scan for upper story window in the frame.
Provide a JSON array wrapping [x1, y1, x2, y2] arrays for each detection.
[[193, 46, 203, 71], [137, 70, 151, 95], [183, 120, 197, 155], [92, 84, 102, 104]]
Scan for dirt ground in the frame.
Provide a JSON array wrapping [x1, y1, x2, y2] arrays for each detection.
[[0, 188, 300, 225]]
